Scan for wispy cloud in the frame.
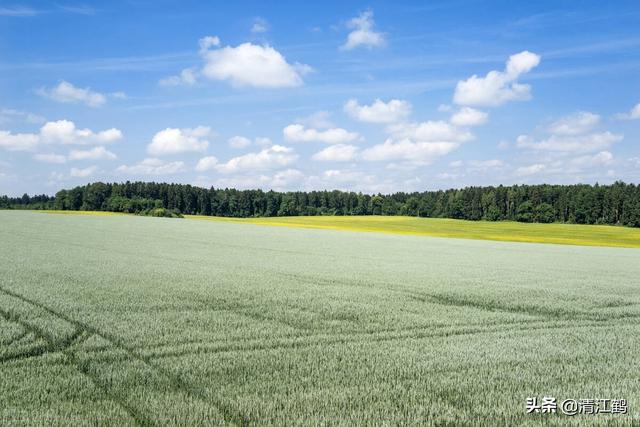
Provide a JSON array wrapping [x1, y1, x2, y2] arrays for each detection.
[[0, 51, 196, 72], [0, 3, 98, 17], [56, 4, 97, 15], [0, 6, 43, 16]]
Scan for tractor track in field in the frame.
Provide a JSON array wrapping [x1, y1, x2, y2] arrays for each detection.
[[0, 285, 247, 427], [0, 305, 150, 425], [0, 328, 28, 347], [145, 317, 622, 361]]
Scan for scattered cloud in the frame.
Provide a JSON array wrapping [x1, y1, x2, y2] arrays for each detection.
[[226, 135, 273, 149], [56, 4, 96, 15], [387, 120, 473, 143], [615, 102, 640, 120], [296, 111, 334, 129], [212, 169, 304, 191], [516, 163, 546, 177], [251, 17, 268, 33], [147, 126, 211, 156], [0, 6, 41, 16], [0, 120, 122, 151], [68, 146, 117, 161], [568, 151, 613, 168], [341, 10, 386, 50], [350, 99, 477, 164], [344, 98, 411, 123], [627, 157, 640, 167], [116, 158, 186, 175], [48, 171, 66, 183], [34, 153, 66, 164], [199, 36, 221, 51], [512, 111, 624, 181], [70, 165, 98, 178], [441, 159, 505, 180], [255, 137, 272, 147], [450, 107, 488, 127], [33, 147, 116, 163], [283, 124, 359, 144], [0, 108, 45, 124], [312, 144, 359, 162], [37, 81, 107, 107], [0, 131, 40, 151], [467, 159, 505, 172], [159, 68, 198, 86], [362, 139, 459, 163], [228, 136, 252, 149], [195, 156, 219, 172], [216, 145, 298, 173], [304, 169, 387, 193], [453, 51, 540, 107], [40, 120, 122, 145], [516, 111, 621, 153], [516, 132, 621, 153], [547, 111, 600, 135]]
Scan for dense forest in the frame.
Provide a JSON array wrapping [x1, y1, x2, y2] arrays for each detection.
[[2, 181, 640, 227]]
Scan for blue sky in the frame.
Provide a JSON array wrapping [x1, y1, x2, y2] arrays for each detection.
[[1, 0, 639, 196]]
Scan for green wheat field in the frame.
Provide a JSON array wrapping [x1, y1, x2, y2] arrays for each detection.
[[1, 210, 640, 425]]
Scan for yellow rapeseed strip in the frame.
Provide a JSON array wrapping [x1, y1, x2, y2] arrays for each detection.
[[186, 215, 640, 249]]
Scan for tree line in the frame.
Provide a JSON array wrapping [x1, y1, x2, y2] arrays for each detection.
[[2, 181, 640, 227]]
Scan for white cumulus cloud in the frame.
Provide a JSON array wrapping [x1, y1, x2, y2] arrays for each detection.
[[40, 120, 122, 145], [68, 146, 117, 161], [361, 138, 459, 163], [615, 102, 640, 120], [37, 81, 107, 107], [251, 17, 268, 33], [70, 165, 98, 178], [516, 132, 622, 153], [116, 158, 186, 175], [517, 111, 621, 154], [216, 145, 298, 173], [283, 124, 359, 144], [0, 131, 39, 151], [450, 107, 488, 127], [341, 10, 385, 50], [0, 108, 45, 125], [200, 37, 310, 88], [312, 144, 359, 162], [344, 98, 411, 123], [387, 120, 473, 143], [228, 136, 252, 149], [569, 151, 613, 168], [147, 126, 211, 156], [195, 156, 219, 172], [296, 111, 334, 129], [0, 120, 122, 152], [453, 51, 540, 107], [34, 153, 66, 164], [547, 111, 600, 135], [212, 169, 304, 191], [159, 68, 198, 86], [516, 163, 546, 177]]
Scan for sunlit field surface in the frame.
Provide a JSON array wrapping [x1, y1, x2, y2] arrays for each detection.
[[1, 210, 640, 425], [188, 214, 640, 249]]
